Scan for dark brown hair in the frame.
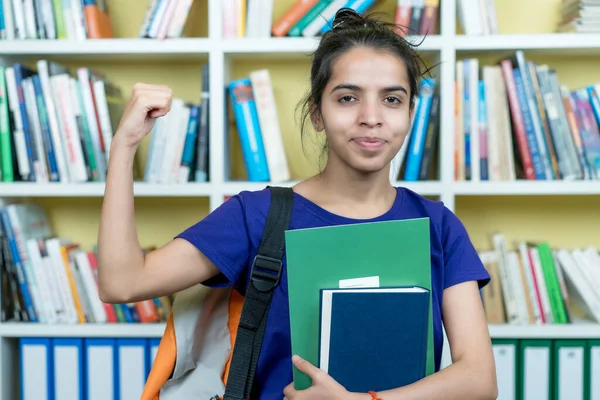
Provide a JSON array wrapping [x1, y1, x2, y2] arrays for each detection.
[[296, 7, 431, 161]]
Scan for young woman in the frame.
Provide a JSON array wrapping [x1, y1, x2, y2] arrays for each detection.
[[97, 8, 498, 400]]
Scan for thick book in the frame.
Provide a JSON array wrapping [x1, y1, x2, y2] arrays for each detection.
[[285, 217, 434, 390], [319, 286, 430, 393]]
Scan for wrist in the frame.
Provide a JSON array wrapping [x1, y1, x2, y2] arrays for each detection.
[[349, 392, 373, 400]]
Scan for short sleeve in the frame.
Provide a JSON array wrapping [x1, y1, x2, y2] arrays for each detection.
[[175, 195, 251, 290], [441, 207, 491, 290]]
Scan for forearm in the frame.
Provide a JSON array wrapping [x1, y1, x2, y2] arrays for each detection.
[[353, 359, 497, 400], [97, 138, 144, 303]]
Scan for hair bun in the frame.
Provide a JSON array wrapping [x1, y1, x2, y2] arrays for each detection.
[[331, 7, 369, 31]]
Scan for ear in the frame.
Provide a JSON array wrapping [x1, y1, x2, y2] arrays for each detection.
[[309, 101, 323, 132]]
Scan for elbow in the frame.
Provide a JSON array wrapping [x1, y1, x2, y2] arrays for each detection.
[[98, 286, 128, 304], [97, 274, 133, 304], [477, 362, 498, 400]]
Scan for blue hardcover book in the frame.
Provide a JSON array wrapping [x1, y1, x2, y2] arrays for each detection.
[[228, 78, 270, 182], [403, 78, 435, 181], [318, 286, 430, 393]]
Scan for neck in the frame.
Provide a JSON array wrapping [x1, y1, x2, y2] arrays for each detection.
[[315, 154, 396, 209]]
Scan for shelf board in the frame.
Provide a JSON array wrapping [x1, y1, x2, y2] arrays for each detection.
[[452, 180, 600, 196], [0, 35, 443, 63], [455, 33, 600, 55], [0, 322, 166, 338], [0, 38, 212, 61], [0, 182, 217, 197], [488, 323, 600, 339], [2, 322, 597, 339]]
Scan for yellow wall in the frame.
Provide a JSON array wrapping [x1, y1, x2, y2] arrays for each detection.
[[18, 0, 600, 254]]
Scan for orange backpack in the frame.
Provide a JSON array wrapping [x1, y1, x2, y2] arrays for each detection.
[[141, 186, 294, 400]]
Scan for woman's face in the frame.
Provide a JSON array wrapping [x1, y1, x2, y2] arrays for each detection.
[[315, 46, 414, 175]]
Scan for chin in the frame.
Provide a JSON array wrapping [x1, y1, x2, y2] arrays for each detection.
[[347, 157, 390, 175]]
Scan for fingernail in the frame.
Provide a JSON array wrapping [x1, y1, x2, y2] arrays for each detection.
[[292, 355, 300, 362]]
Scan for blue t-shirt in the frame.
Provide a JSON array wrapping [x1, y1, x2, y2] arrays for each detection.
[[176, 186, 490, 399]]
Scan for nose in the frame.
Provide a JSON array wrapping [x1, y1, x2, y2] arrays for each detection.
[[358, 97, 383, 128]]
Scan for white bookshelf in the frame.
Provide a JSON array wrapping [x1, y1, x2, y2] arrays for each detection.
[[1, 0, 599, 398]]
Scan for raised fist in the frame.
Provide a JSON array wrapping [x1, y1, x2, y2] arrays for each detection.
[[114, 83, 173, 149]]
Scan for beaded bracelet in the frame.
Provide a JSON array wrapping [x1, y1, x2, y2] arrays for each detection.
[[368, 390, 382, 400]]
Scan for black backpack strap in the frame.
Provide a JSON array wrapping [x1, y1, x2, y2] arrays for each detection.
[[223, 186, 294, 400]]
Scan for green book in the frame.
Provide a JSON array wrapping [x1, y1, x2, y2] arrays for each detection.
[[285, 217, 434, 390]]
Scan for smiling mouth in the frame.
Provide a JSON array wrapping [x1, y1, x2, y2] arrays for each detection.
[[352, 137, 387, 150]]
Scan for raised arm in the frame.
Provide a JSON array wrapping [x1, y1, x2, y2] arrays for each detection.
[[96, 83, 219, 304]]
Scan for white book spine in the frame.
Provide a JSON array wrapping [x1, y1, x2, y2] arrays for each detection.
[[91, 80, 114, 165], [249, 69, 290, 182], [45, 238, 78, 324], [167, 0, 193, 38], [51, 74, 88, 182], [25, 239, 58, 324], [75, 251, 107, 323], [22, 0, 37, 38], [2, 0, 15, 39]]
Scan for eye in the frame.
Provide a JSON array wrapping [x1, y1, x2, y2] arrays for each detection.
[[384, 96, 401, 104], [339, 95, 356, 103]]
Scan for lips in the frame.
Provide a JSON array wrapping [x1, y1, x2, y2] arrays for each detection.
[[352, 137, 386, 150]]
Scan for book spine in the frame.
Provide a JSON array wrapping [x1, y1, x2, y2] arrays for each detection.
[[403, 78, 435, 181], [272, 0, 319, 37], [228, 78, 270, 182]]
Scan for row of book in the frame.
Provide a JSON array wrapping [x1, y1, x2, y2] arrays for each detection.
[[0, 0, 113, 40], [224, 0, 439, 39], [0, 61, 122, 183], [227, 69, 290, 182], [143, 64, 210, 184], [20, 336, 160, 400], [454, 51, 600, 182], [480, 233, 600, 326], [492, 338, 599, 400], [390, 77, 440, 182], [0, 60, 211, 184], [138, 0, 196, 39], [456, 0, 499, 35], [0, 200, 173, 324], [557, 0, 600, 33]]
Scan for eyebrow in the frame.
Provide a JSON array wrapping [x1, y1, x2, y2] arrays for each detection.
[[330, 83, 408, 95]]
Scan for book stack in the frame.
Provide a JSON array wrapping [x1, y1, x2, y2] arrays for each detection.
[[221, 0, 440, 38], [0, 0, 113, 40], [557, 0, 600, 33], [390, 77, 440, 182], [227, 69, 290, 183], [285, 218, 434, 392], [0, 61, 125, 184], [138, 0, 197, 39], [0, 61, 210, 184], [0, 200, 172, 324], [454, 51, 600, 182], [480, 232, 600, 326], [456, 0, 499, 35]]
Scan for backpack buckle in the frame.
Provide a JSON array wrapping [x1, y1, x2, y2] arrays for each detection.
[[250, 254, 283, 292]]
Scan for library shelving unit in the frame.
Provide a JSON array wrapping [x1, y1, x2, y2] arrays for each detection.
[[1, 0, 600, 398]]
